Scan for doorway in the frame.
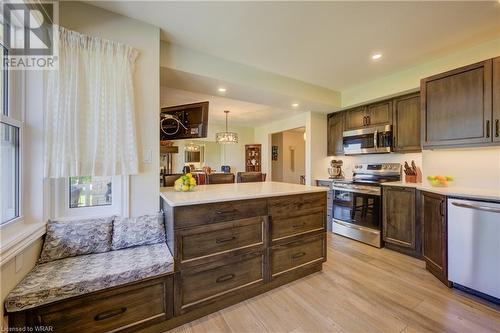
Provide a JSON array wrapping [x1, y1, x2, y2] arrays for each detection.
[[271, 127, 306, 184]]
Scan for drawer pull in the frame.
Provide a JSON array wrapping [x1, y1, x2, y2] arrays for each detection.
[[216, 236, 237, 244], [292, 222, 306, 228], [216, 273, 235, 283], [291, 252, 306, 259], [94, 307, 127, 321], [216, 209, 238, 215]]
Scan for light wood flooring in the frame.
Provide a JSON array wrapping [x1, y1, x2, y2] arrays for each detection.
[[167, 234, 500, 333]]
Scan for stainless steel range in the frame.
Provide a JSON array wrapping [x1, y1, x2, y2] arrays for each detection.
[[332, 163, 401, 248]]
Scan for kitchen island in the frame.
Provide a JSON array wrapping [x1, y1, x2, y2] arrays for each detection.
[[157, 182, 328, 330]]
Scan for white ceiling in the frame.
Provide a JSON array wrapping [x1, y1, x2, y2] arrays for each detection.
[[161, 87, 302, 127], [90, 1, 500, 91]]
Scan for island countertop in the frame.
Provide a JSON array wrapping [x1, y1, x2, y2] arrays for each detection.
[[160, 181, 328, 207]]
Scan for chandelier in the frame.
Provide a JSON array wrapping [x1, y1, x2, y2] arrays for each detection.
[[185, 142, 201, 152], [216, 110, 238, 144]]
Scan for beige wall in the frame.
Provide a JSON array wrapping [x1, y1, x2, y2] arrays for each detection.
[[271, 133, 283, 181], [60, 1, 161, 217], [282, 131, 306, 184]]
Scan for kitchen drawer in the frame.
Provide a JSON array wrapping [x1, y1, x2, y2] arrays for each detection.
[[32, 276, 172, 333], [269, 192, 326, 218], [179, 217, 265, 263], [174, 199, 268, 229], [178, 252, 264, 313], [271, 234, 326, 277], [271, 208, 325, 241]]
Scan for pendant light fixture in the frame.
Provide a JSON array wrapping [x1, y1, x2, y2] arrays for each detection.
[[216, 110, 238, 144]]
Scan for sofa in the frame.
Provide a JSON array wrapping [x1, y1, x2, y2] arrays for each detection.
[[5, 214, 175, 332]]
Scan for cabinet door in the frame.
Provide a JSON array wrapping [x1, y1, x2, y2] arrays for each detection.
[[421, 191, 450, 286], [421, 60, 492, 147], [366, 100, 392, 127], [393, 93, 421, 152], [493, 57, 500, 142], [344, 106, 367, 130], [383, 186, 416, 250], [327, 112, 344, 156]]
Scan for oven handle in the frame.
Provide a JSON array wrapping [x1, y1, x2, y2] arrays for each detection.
[[334, 220, 380, 235], [332, 187, 381, 196]]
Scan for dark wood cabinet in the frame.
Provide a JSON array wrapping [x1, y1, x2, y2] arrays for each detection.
[[421, 59, 493, 148], [327, 111, 344, 155], [344, 106, 367, 130], [367, 100, 392, 127], [393, 93, 421, 152], [421, 191, 450, 286], [382, 186, 421, 257], [493, 56, 500, 142]]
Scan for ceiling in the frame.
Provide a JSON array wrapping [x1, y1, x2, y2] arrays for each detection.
[[161, 87, 302, 127], [90, 1, 500, 91]]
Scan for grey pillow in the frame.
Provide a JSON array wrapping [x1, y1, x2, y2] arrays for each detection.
[[111, 213, 166, 250], [39, 216, 114, 263]]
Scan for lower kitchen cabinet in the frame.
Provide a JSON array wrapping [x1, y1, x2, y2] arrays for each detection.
[[382, 186, 421, 257], [421, 191, 451, 287]]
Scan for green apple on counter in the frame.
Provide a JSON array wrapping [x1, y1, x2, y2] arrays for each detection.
[[427, 175, 454, 187]]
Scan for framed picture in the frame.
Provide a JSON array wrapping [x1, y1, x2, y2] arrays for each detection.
[[272, 145, 279, 161]]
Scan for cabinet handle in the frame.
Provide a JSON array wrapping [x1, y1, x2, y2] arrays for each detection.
[[367, 116, 371, 125], [292, 222, 306, 228], [439, 200, 445, 217], [495, 119, 499, 138], [362, 116, 366, 126], [216, 236, 236, 244], [94, 307, 127, 321], [216, 209, 237, 215], [291, 252, 306, 259], [393, 136, 397, 148], [216, 273, 235, 283], [486, 120, 490, 138]]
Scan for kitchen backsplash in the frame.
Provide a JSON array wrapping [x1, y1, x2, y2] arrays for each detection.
[[325, 147, 500, 191]]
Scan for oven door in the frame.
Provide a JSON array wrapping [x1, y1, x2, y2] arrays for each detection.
[[343, 125, 392, 155], [332, 188, 381, 230]]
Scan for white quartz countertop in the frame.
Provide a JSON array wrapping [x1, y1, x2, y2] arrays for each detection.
[[160, 181, 328, 207], [381, 181, 500, 202]]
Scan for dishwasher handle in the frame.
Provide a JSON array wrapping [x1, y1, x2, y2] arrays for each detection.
[[451, 201, 500, 214]]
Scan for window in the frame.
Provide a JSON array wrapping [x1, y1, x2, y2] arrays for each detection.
[[1, 43, 22, 225], [69, 176, 112, 209]]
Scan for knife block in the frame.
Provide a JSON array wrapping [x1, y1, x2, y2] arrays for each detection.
[[405, 167, 422, 183]]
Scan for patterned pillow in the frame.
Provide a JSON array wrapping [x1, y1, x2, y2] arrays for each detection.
[[111, 213, 166, 250], [39, 216, 114, 263]]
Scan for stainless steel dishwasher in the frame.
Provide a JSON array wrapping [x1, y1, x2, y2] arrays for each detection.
[[448, 198, 500, 301]]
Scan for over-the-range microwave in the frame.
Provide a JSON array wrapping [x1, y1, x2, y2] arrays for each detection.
[[342, 125, 393, 155]]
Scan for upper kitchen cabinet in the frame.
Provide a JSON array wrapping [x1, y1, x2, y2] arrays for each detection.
[[493, 56, 500, 142], [344, 106, 366, 130], [421, 59, 493, 148], [327, 111, 344, 156], [366, 100, 392, 127], [393, 93, 421, 152]]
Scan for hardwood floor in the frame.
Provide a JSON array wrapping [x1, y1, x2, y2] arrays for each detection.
[[166, 234, 500, 333]]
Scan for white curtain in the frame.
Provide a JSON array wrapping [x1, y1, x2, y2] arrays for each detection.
[[44, 27, 139, 178]]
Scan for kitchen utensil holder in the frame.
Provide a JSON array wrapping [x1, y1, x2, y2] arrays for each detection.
[[405, 174, 418, 183]]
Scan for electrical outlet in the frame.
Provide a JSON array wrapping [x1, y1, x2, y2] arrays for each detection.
[[15, 253, 23, 273], [143, 148, 152, 164]]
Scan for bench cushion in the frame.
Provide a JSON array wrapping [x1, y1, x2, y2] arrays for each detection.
[[5, 243, 174, 312], [39, 216, 114, 263], [112, 213, 165, 250]]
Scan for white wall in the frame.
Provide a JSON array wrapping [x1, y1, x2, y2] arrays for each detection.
[[60, 2, 161, 216]]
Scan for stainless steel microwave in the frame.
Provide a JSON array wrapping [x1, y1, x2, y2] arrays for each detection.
[[343, 125, 392, 155]]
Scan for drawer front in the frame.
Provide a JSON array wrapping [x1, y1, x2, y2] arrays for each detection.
[[180, 253, 264, 310], [269, 192, 326, 218], [271, 235, 325, 277], [271, 209, 325, 241], [174, 199, 268, 229], [35, 278, 170, 332], [180, 217, 264, 262]]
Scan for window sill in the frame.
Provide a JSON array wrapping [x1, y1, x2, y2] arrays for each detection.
[[0, 222, 46, 267]]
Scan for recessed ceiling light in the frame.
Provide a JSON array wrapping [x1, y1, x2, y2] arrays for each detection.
[[371, 53, 382, 60], [218, 88, 227, 93], [292, 103, 299, 108]]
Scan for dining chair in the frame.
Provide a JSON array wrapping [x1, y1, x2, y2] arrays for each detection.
[[237, 172, 266, 183], [207, 173, 235, 184]]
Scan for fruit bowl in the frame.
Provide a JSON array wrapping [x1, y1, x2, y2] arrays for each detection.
[[174, 173, 197, 192], [427, 175, 453, 187]]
